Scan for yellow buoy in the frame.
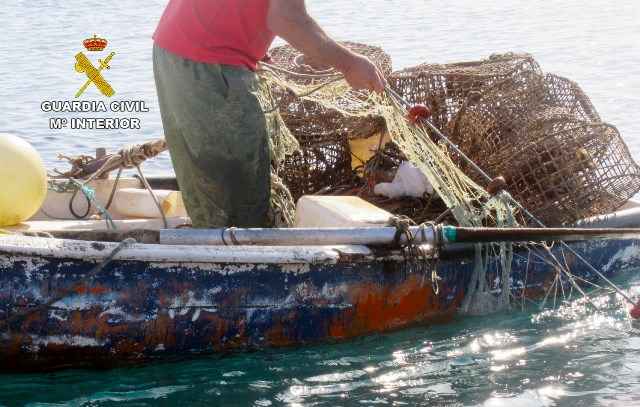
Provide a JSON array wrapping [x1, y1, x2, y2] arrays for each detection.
[[0, 133, 47, 226]]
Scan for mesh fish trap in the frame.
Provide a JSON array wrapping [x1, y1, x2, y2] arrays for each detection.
[[269, 41, 392, 141], [443, 69, 548, 172], [439, 62, 640, 225], [388, 53, 542, 130], [265, 42, 393, 198], [270, 41, 393, 79], [492, 111, 640, 225], [444, 71, 603, 167], [279, 134, 353, 201], [543, 74, 601, 122]]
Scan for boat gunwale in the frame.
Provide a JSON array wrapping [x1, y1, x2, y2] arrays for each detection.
[[0, 234, 380, 264]]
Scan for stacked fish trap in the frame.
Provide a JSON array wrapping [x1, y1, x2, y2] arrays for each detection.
[[268, 42, 392, 200], [391, 53, 640, 225], [389, 53, 542, 131]]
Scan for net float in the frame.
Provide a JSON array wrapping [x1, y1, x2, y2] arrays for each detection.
[[487, 176, 507, 196], [407, 104, 431, 124]]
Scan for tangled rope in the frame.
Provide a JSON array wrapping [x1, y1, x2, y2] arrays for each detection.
[[389, 216, 440, 294], [69, 178, 117, 229], [47, 139, 169, 228]]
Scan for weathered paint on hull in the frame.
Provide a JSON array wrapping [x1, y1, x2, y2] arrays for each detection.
[[0, 239, 638, 371]]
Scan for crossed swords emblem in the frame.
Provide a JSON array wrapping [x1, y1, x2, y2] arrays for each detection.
[[74, 52, 115, 98]]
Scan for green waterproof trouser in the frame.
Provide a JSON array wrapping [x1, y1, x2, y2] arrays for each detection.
[[153, 45, 272, 228]]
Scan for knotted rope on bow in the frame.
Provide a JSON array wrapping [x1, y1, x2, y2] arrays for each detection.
[[47, 139, 170, 228], [51, 139, 168, 181]]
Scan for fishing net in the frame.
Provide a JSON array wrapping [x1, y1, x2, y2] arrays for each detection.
[[258, 47, 517, 315], [263, 42, 392, 199], [377, 92, 516, 315]]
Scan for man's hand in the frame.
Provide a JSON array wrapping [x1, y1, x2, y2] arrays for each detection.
[[267, 0, 387, 93], [340, 53, 386, 93]]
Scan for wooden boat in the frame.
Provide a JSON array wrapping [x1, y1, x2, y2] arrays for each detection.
[[1, 177, 640, 371]]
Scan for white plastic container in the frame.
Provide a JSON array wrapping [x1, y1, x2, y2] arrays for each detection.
[[114, 188, 188, 218], [294, 195, 392, 228]]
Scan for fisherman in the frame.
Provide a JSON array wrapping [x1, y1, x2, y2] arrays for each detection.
[[153, 0, 387, 229]]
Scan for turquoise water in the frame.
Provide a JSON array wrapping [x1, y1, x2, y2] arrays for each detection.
[[1, 0, 640, 405]]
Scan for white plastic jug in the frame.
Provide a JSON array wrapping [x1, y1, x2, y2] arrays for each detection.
[[114, 188, 188, 218]]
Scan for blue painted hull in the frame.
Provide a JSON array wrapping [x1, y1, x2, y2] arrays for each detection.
[[0, 238, 638, 371]]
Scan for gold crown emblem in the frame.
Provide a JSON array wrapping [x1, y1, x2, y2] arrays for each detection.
[[83, 35, 108, 51]]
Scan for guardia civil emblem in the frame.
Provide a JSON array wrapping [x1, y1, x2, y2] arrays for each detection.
[[74, 35, 115, 98]]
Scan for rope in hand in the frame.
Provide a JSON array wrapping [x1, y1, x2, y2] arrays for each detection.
[[257, 64, 346, 114], [0, 238, 136, 330]]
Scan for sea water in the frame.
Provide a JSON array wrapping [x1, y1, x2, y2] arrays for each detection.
[[0, 1, 639, 405]]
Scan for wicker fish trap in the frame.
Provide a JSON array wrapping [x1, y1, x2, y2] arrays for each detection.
[[543, 74, 600, 122], [268, 41, 392, 141], [444, 71, 601, 170], [491, 111, 640, 225], [388, 53, 542, 131], [278, 134, 353, 200], [267, 42, 392, 198], [441, 66, 640, 224]]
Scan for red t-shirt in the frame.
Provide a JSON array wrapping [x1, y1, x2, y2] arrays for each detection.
[[153, 0, 275, 71]]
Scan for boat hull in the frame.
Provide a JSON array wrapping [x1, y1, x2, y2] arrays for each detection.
[[0, 237, 638, 371]]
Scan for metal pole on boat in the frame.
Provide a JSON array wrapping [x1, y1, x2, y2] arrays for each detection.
[[160, 226, 441, 247], [384, 86, 640, 313], [159, 226, 640, 246]]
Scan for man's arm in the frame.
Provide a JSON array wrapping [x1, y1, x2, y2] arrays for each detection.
[[267, 0, 387, 93]]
